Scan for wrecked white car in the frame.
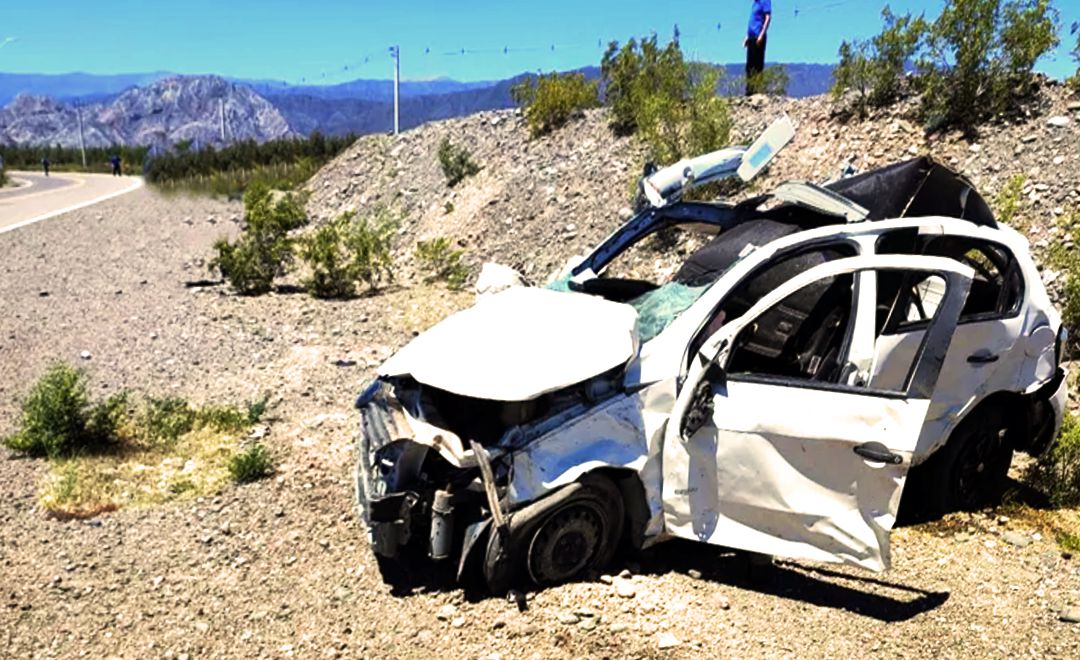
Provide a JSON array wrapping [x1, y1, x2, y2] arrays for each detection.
[[354, 119, 1067, 592]]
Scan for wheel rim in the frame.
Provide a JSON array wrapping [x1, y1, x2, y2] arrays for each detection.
[[526, 503, 605, 586], [954, 421, 1009, 510]]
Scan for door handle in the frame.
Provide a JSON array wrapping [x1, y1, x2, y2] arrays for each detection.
[[966, 352, 1000, 364], [853, 443, 903, 465]]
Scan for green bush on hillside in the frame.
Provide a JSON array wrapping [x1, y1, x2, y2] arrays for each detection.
[[601, 33, 732, 164], [2, 363, 127, 458], [745, 65, 790, 97], [209, 183, 307, 295], [298, 209, 397, 298], [415, 237, 468, 290], [919, 0, 1059, 132], [831, 6, 928, 118], [830, 1, 1060, 133], [437, 137, 480, 187], [511, 72, 600, 137]]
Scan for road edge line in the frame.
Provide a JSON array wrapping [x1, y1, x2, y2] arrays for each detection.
[[0, 177, 145, 236]]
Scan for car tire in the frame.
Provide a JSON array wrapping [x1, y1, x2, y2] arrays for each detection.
[[906, 405, 1014, 519], [484, 474, 624, 591]]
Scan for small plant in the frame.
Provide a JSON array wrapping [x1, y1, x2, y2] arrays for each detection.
[[210, 184, 307, 295], [1025, 412, 1080, 507], [140, 395, 268, 444], [917, 0, 1059, 133], [831, 7, 927, 118], [415, 237, 468, 289], [140, 397, 196, 444], [299, 209, 397, 298], [3, 363, 127, 458], [511, 71, 600, 137], [993, 174, 1027, 228], [601, 33, 732, 163], [229, 443, 273, 484], [437, 137, 480, 187], [745, 65, 790, 97]]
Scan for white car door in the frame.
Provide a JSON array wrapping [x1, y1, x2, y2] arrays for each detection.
[[662, 255, 973, 571]]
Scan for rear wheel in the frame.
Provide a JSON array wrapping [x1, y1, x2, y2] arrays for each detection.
[[905, 406, 1014, 520]]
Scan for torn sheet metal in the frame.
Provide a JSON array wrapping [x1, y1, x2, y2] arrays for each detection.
[[379, 286, 640, 401]]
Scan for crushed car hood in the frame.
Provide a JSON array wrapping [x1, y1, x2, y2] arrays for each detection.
[[379, 287, 639, 401]]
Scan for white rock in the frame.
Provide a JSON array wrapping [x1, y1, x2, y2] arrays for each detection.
[[475, 262, 527, 299], [79, 350, 92, 360], [436, 604, 457, 621], [1047, 116, 1071, 128], [657, 632, 681, 649]]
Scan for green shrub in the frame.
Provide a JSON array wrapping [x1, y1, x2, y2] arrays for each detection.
[[140, 395, 268, 444], [210, 184, 307, 295], [511, 72, 600, 137], [299, 209, 397, 298], [831, 7, 928, 118], [229, 444, 273, 484], [437, 137, 480, 187], [746, 65, 790, 97], [994, 174, 1027, 227], [3, 363, 127, 458], [917, 0, 1059, 133], [1025, 413, 1080, 507], [415, 238, 468, 289], [140, 397, 196, 444], [601, 33, 732, 163]]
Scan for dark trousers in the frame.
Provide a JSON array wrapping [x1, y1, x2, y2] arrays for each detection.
[[745, 35, 767, 96]]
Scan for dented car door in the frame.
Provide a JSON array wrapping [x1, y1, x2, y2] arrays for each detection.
[[661, 256, 973, 571]]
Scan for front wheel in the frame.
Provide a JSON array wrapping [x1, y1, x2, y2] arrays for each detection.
[[484, 475, 624, 591]]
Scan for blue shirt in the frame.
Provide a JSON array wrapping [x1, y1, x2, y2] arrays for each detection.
[[748, 0, 772, 38]]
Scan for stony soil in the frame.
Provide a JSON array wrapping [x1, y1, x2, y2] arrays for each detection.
[[3, 85, 1080, 658]]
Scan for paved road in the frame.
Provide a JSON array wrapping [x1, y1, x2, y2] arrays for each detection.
[[0, 171, 144, 234]]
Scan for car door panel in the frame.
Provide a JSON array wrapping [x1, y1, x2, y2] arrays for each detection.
[[662, 256, 972, 571], [662, 380, 930, 570]]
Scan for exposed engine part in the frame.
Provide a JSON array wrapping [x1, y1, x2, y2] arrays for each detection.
[[429, 489, 455, 560]]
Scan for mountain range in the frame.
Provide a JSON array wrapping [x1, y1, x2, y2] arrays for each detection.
[[0, 64, 836, 148]]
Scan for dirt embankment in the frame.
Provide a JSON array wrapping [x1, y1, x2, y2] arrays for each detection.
[[2, 85, 1080, 658]]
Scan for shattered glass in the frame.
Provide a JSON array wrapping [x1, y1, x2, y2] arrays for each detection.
[[628, 281, 710, 342]]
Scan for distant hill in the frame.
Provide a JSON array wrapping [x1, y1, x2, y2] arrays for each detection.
[[0, 76, 291, 148], [246, 77, 497, 102]]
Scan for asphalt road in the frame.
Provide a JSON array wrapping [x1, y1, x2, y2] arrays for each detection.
[[0, 171, 144, 234]]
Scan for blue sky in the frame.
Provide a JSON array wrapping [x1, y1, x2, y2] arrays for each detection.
[[0, 1, 1076, 82]]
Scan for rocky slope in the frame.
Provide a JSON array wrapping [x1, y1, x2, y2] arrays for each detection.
[[0, 75, 292, 149], [305, 80, 1080, 297]]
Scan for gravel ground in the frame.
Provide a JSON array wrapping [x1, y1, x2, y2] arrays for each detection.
[[3, 178, 1080, 658]]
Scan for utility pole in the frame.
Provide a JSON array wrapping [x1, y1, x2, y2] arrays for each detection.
[[219, 97, 226, 143], [390, 45, 400, 135], [75, 104, 87, 169]]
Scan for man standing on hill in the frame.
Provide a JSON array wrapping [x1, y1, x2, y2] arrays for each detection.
[[744, 0, 772, 95]]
